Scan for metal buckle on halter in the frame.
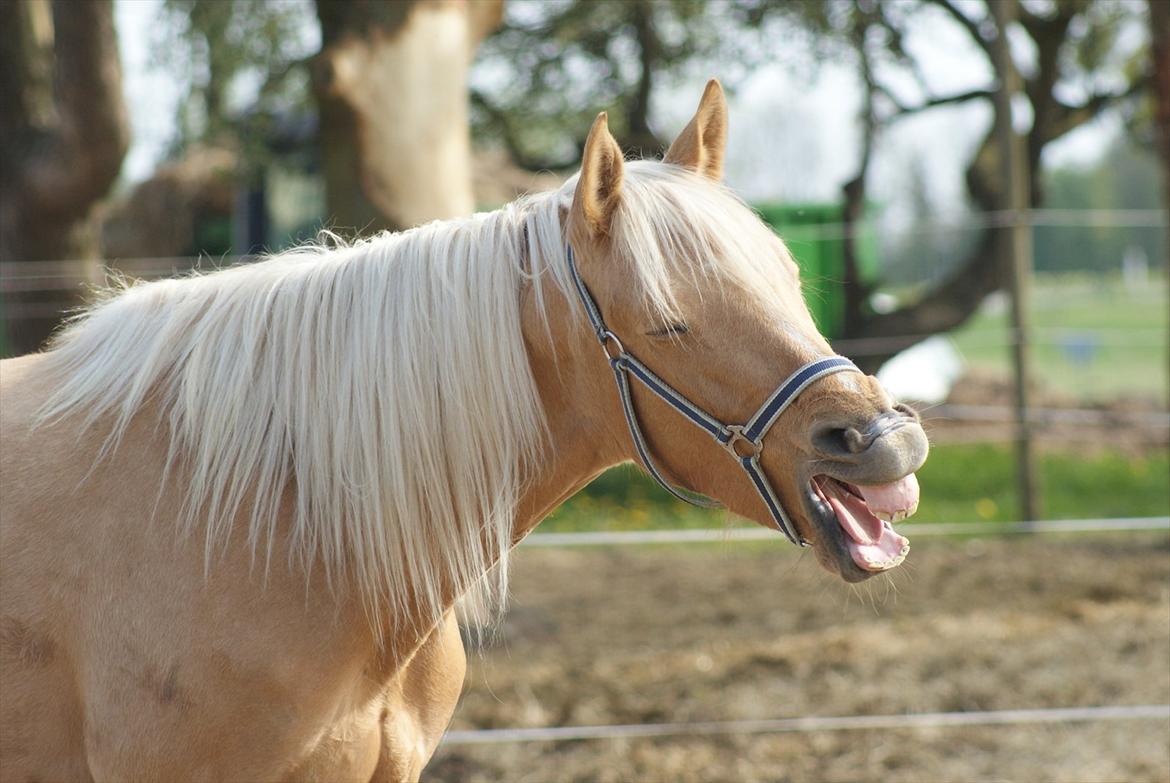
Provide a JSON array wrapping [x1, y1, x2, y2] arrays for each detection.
[[720, 425, 762, 460], [598, 330, 625, 362]]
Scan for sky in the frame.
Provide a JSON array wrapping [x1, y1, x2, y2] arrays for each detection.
[[113, 0, 1129, 208], [116, 0, 183, 184]]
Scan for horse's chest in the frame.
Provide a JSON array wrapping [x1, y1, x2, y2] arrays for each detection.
[[295, 612, 467, 782]]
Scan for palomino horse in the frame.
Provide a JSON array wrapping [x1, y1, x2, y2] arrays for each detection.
[[0, 81, 927, 781]]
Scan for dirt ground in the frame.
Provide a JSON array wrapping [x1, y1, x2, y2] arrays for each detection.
[[427, 531, 1170, 783]]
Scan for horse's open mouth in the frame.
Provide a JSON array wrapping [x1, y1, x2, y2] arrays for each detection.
[[810, 474, 920, 574]]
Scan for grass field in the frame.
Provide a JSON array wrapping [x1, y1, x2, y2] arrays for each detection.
[[947, 273, 1168, 404], [541, 444, 1169, 533]]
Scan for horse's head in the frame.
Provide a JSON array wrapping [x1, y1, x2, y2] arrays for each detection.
[[554, 80, 928, 582]]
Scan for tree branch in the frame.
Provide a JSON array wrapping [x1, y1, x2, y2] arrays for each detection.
[[841, 9, 880, 337], [839, 229, 1003, 369], [921, 0, 992, 58], [470, 89, 579, 172], [1043, 78, 1152, 143], [886, 88, 995, 120]]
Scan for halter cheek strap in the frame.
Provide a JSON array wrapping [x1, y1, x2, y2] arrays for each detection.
[[566, 245, 861, 545]]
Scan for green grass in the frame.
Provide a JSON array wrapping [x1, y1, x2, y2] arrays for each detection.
[[541, 465, 724, 532], [909, 443, 1168, 524], [947, 273, 1168, 403], [540, 444, 1169, 533]]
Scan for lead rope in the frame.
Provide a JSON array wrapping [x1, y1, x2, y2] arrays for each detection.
[[565, 244, 861, 545]]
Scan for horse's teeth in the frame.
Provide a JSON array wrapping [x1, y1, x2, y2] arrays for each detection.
[[877, 501, 919, 524], [864, 550, 908, 570]]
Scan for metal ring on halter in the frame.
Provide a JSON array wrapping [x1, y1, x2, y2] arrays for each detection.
[[720, 425, 761, 460], [599, 330, 625, 362]]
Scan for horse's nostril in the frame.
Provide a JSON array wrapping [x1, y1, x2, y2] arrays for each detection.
[[843, 427, 868, 454], [814, 425, 869, 456], [893, 402, 920, 422], [813, 409, 928, 466]]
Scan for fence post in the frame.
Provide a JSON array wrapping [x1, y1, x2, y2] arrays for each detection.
[[990, 0, 1041, 526]]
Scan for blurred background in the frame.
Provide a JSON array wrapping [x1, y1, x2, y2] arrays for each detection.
[[0, 1, 1167, 780]]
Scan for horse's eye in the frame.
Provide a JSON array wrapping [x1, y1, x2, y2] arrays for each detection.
[[646, 323, 689, 338]]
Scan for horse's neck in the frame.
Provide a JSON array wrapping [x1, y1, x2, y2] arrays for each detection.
[[379, 293, 625, 655], [512, 309, 629, 541], [513, 389, 623, 542], [381, 402, 619, 658]]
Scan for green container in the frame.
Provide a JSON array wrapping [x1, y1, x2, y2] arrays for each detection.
[[753, 202, 879, 339]]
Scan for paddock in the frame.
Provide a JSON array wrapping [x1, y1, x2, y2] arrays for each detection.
[[429, 526, 1170, 782]]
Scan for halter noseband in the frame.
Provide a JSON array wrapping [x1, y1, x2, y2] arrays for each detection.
[[566, 244, 862, 545]]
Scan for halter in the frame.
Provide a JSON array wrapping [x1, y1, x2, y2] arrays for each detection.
[[566, 245, 862, 545]]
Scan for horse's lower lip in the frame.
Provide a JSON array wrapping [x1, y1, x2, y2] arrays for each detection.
[[799, 480, 867, 581]]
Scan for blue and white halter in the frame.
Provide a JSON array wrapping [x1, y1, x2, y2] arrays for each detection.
[[565, 245, 862, 545]]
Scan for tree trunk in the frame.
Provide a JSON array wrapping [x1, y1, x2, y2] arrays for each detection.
[[312, 0, 504, 235], [1153, 0, 1170, 177], [0, 0, 129, 356], [1148, 0, 1170, 400], [624, 0, 664, 157]]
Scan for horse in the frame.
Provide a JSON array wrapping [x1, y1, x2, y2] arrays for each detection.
[[0, 80, 928, 781]]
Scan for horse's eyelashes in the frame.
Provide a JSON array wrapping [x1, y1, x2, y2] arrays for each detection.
[[646, 323, 689, 338]]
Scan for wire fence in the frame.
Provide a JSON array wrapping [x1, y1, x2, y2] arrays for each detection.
[[440, 703, 1170, 746], [444, 517, 1170, 750], [832, 329, 1168, 357], [0, 207, 1160, 280], [1, 206, 1166, 282], [520, 516, 1170, 548], [1, 207, 1165, 283], [3, 210, 1167, 427], [774, 207, 1170, 243]]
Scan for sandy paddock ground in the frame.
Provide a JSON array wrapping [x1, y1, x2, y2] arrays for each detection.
[[428, 531, 1170, 782]]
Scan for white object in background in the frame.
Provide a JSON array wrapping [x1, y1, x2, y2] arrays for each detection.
[[1123, 245, 1149, 293], [876, 335, 964, 404], [869, 291, 899, 314]]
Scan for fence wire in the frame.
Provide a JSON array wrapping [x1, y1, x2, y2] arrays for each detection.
[[440, 703, 1170, 746]]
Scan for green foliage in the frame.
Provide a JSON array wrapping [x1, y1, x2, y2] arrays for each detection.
[[153, 0, 316, 166]]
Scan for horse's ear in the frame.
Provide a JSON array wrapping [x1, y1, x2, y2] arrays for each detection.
[[573, 111, 625, 237], [663, 79, 728, 181]]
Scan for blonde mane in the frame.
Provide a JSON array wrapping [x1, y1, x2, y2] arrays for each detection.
[[36, 161, 794, 637]]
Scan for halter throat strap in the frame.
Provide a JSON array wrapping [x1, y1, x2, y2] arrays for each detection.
[[565, 244, 861, 545]]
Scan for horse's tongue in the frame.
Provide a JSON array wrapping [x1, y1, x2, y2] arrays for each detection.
[[827, 492, 910, 572], [856, 474, 920, 517]]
